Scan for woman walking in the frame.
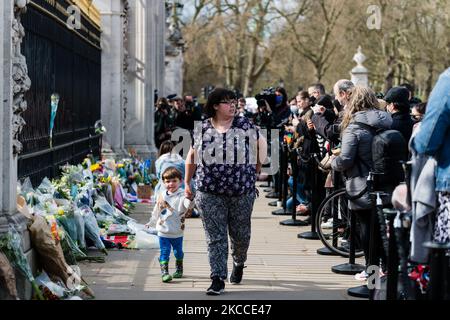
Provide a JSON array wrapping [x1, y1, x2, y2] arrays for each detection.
[[185, 88, 266, 295]]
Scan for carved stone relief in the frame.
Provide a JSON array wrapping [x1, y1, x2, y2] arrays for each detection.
[[122, 0, 129, 132], [12, 1, 31, 155]]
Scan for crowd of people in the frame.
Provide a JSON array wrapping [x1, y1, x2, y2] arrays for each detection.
[[154, 95, 203, 148], [150, 67, 450, 297], [252, 73, 449, 296]]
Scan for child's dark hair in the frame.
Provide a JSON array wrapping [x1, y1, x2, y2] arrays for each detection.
[[162, 167, 182, 181]]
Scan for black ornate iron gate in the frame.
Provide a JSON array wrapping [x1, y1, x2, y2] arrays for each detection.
[[18, 0, 102, 186]]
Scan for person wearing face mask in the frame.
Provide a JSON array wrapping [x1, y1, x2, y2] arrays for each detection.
[[291, 91, 321, 216], [271, 87, 291, 128], [384, 87, 415, 143], [308, 83, 326, 104], [288, 91, 313, 138], [287, 98, 300, 129], [290, 98, 299, 116]]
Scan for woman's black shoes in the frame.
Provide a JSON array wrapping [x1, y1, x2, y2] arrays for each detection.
[[229, 264, 246, 284], [206, 276, 225, 295]]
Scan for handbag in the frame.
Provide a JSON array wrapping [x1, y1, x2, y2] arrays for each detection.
[[319, 153, 333, 172]]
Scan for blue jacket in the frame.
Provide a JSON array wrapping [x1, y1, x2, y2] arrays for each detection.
[[413, 68, 450, 191]]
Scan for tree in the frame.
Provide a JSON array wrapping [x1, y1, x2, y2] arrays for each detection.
[[182, 0, 278, 96], [182, 0, 450, 100], [276, 0, 345, 82]]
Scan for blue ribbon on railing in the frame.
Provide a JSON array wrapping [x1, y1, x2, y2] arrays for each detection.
[[49, 93, 60, 148]]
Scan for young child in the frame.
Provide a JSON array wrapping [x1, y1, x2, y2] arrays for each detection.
[[145, 167, 194, 283]]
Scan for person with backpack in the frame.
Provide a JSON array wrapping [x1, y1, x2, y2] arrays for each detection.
[[330, 86, 404, 279]]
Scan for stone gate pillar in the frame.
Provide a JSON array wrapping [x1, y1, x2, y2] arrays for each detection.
[[0, 0, 36, 300], [122, 0, 159, 159], [95, 0, 166, 160], [96, 0, 128, 158]]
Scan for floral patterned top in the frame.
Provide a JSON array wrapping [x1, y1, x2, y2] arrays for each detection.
[[192, 116, 260, 196]]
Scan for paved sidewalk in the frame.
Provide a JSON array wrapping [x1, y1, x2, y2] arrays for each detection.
[[79, 187, 365, 300]]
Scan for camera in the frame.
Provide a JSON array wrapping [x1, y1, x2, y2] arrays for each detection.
[[255, 87, 277, 110], [257, 99, 267, 108], [185, 100, 195, 112]]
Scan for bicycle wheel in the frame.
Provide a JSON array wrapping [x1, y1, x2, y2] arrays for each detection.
[[315, 188, 364, 258]]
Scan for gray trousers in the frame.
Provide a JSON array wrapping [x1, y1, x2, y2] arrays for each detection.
[[195, 191, 256, 280]]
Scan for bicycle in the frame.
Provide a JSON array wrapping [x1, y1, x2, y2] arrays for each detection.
[[306, 152, 363, 258], [315, 187, 365, 258]]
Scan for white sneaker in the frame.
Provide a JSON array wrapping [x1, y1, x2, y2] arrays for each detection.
[[321, 218, 333, 229], [354, 270, 369, 281], [354, 269, 385, 281]]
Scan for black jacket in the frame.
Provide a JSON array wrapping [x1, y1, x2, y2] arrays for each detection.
[[272, 105, 291, 128], [173, 110, 195, 131], [312, 109, 341, 145], [391, 112, 414, 143]]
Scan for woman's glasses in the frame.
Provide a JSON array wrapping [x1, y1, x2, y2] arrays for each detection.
[[219, 100, 237, 106]]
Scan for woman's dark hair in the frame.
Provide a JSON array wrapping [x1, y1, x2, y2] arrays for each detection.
[[158, 140, 175, 158], [204, 88, 236, 118], [275, 87, 288, 107], [414, 102, 427, 115]]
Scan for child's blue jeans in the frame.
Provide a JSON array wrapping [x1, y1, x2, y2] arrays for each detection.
[[159, 236, 184, 263], [287, 176, 308, 210]]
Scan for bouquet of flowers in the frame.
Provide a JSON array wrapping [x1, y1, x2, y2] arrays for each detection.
[[94, 196, 131, 225], [79, 206, 107, 255], [19, 177, 39, 207], [37, 177, 55, 195], [55, 205, 78, 244], [0, 227, 44, 300]]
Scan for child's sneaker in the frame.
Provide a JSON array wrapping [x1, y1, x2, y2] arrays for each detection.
[[160, 261, 173, 283], [173, 260, 183, 278]]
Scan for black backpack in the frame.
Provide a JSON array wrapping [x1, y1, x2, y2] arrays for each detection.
[[355, 122, 408, 191]]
